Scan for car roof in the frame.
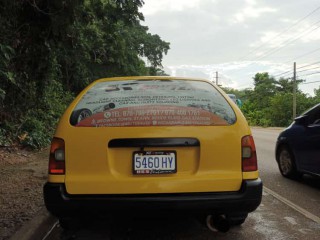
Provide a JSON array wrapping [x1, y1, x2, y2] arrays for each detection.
[[94, 76, 212, 83], [302, 102, 320, 116]]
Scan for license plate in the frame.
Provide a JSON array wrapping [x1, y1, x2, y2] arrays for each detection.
[[133, 151, 177, 174]]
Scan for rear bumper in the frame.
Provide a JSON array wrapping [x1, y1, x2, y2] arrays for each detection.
[[44, 179, 262, 218]]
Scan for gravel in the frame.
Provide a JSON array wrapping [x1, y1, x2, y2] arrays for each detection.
[[0, 147, 49, 240]]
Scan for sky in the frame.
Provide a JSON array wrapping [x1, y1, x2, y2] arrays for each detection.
[[141, 0, 320, 96]]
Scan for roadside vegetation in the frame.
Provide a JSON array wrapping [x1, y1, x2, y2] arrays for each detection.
[[223, 72, 320, 127], [1, 1, 319, 149], [0, 0, 169, 149]]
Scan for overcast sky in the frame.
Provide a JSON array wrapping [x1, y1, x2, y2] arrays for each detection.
[[141, 0, 320, 96]]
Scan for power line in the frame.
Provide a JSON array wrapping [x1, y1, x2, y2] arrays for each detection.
[[297, 71, 320, 77], [274, 69, 320, 79], [254, 20, 320, 61], [233, 22, 320, 77], [297, 65, 320, 73], [272, 69, 292, 78], [296, 61, 320, 70], [300, 80, 320, 85], [284, 47, 320, 63], [272, 61, 320, 78], [236, 5, 320, 61], [230, 6, 320, 79]]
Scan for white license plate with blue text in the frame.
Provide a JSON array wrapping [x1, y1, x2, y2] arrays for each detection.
[[133, 151, 177, 174]]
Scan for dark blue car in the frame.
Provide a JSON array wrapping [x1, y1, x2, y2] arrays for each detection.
[[275, 103, 320, 178]]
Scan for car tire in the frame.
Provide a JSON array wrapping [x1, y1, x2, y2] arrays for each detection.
[[277, 146, 301, 179], [70, 108, 92, 125]]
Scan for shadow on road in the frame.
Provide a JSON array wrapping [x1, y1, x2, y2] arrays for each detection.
[[298, 174, 320, 190]]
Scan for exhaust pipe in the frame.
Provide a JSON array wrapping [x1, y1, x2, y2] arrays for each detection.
[[206, 215, 230, 233]]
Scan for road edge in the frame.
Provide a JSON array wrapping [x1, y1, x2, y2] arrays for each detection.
[[9, 207, 57, 240], [264, 187, 320, 224]]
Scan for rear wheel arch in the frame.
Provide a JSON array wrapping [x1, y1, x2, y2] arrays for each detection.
[[276, 144, 301, 179], [276, 143, 287, 162], [276, 143, 293, 162]]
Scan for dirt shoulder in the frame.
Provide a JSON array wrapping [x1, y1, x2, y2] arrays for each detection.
[[0, 147, 49, 240]]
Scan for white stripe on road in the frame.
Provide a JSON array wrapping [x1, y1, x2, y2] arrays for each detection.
[[42, 220, 59, 240], [264, 187, 320, 224]]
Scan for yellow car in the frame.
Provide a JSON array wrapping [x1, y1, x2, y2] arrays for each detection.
[[44, 76, 262, 231]]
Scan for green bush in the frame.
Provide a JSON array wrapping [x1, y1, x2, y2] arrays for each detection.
[[0, 128, 12, 147], [19, 115, 51, 149], [14, 80, 74, 149]]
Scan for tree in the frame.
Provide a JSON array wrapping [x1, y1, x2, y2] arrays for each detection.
[[235, 72, 316, 127], [0, 0, 170, 148], [268, 92, 316, 126], [250, 72, 277, 109], [313, 86, 320, 103], [221, 87, 248, 102], [276, 77, 304, 94]]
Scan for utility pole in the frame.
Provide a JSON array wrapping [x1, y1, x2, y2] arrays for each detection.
[[216, 71, 218, 85], [293, 62, 296, 120]]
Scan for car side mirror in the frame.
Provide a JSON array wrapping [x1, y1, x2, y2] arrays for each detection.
[[294, 115, 308, 126]]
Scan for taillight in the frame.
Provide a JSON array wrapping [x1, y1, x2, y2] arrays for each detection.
[[49, 137, 65, 174], [241, 135, 258, 172]]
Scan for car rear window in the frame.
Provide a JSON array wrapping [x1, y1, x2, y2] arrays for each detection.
[[70, 79, 236, 127]]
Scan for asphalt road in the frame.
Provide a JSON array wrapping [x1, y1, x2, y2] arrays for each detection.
[[40, 128, 320, 240]]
